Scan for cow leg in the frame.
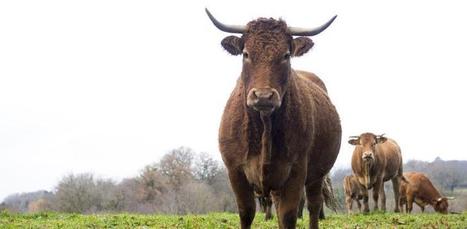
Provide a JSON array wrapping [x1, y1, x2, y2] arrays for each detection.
[[306, 178, 324, 229], [273, 184, 302, 229], [391, 177, 401, 212], [362, 187, 370, 213], [228, 169, 256, 229], [297, 191, 305, 219], [372, 179, 383, 211], [265, 197, 273, 220], [345, 196, 353, 214], [379, 184, 386, 212], [406, 195, 414, 213], [319, 202, 325, 220], [399, 197, 405, 213], [356, 199, 362, 213]]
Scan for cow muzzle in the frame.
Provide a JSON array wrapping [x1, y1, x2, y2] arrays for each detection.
[[246, 88, 281, 114], [362, 151, 374, 161]]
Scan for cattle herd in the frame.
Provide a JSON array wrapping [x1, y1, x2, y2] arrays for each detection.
[[205, 9, 454, 229]]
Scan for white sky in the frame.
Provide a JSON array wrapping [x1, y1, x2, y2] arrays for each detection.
[[1, 0, 466, 201]]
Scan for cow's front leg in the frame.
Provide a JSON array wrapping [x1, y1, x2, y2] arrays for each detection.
[[306, 178, 324, 229], [227, 168, 256, 229], [273, 178, 304, 229], [372, 178, 383, 211], [361, 186, 370, 213]]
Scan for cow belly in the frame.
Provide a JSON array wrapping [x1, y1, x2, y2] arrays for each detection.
[[243, 157, 292, 193], [414, 198, 427, 207]]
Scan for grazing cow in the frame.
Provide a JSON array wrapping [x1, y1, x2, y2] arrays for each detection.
[[259, 174, 338, 221], [348, 133, 404, 213], [343, 175, 365, 213], [206, 9, 341, 229], [399, 172, 453, 214]]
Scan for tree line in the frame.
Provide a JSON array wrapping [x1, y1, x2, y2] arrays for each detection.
[[1, 147, 236, 214], [2, 148, 467, 214]]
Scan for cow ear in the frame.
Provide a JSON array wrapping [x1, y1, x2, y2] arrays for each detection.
[[348, 139, 360, 145], [292, 37, 314, 57], [376, 136, 387, 144], [221, 36, 243, 55]]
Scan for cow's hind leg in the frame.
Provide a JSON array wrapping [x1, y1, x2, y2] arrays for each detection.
[[265, 197, 273, 220], [392, 177, 401, 212], [297, 191, 305, 219], [306, 178, 324, 229], [406, 195, 414, 213], [319, 202, 325, 219], [228, 169, 256, 229], [379, 183, 386, 212]]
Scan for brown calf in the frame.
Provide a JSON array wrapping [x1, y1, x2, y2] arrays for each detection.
[[399, 172, 452, 214], [343, 175, 365, 213]]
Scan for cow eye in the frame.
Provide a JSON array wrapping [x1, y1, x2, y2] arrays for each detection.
[[243, 52, 249, 59], [283, 53, 291, 61]]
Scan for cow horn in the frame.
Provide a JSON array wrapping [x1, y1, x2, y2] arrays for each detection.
[[445, 196, 455, 200], [288, 15, 337, 36], [205, 8, 246, 34], [349, 136, 360, 139]]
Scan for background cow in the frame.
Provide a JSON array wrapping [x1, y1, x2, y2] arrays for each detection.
[[399, 172, 453, 214], [206, 9, 341, 229], [343, 174, 365, 213], [348, 133, 404, 213]]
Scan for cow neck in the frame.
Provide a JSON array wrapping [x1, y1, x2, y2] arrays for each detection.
[[243, 90, 288, 159], [362, 160, 372, 189], [259, 112, 272, 164]]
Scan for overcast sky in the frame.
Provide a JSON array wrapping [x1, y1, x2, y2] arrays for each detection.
[[1, 0, 466, 201]]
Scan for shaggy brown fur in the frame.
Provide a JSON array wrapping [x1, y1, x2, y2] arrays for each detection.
[[216, 18, 341, 229], [343, 175, 365, 213], [349, 133, 404, 213], [399, 172, 449, 214]]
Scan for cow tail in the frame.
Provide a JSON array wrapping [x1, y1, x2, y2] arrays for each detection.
[[322, 174, 339, 212], [398, 160, 409, 184]]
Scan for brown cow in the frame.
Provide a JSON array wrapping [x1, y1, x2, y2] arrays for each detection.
[[399, 172, 452, 214], [348, 133, 404, 213], [206, 9, 341, 229], [343, 175, 365, 213]]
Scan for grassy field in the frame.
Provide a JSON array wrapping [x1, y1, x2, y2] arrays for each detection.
[[1, 210, 466, 228]]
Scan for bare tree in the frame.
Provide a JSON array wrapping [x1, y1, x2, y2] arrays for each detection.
[[158, 147, 195, 191], [194, 153, 221, 185], [54, 173, 96, 213], [53, 173, 120, 213]]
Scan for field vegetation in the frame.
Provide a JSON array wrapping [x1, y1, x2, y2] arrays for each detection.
[[1, 211, 466, 228]]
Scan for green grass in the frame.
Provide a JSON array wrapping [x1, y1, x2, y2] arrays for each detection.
[[1, 210, 466, 228]]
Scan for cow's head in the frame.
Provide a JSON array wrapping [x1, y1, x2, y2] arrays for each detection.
[[206, 9, 336, 115], [433, 197, 449, 214], [348, 133, 387, 162]]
